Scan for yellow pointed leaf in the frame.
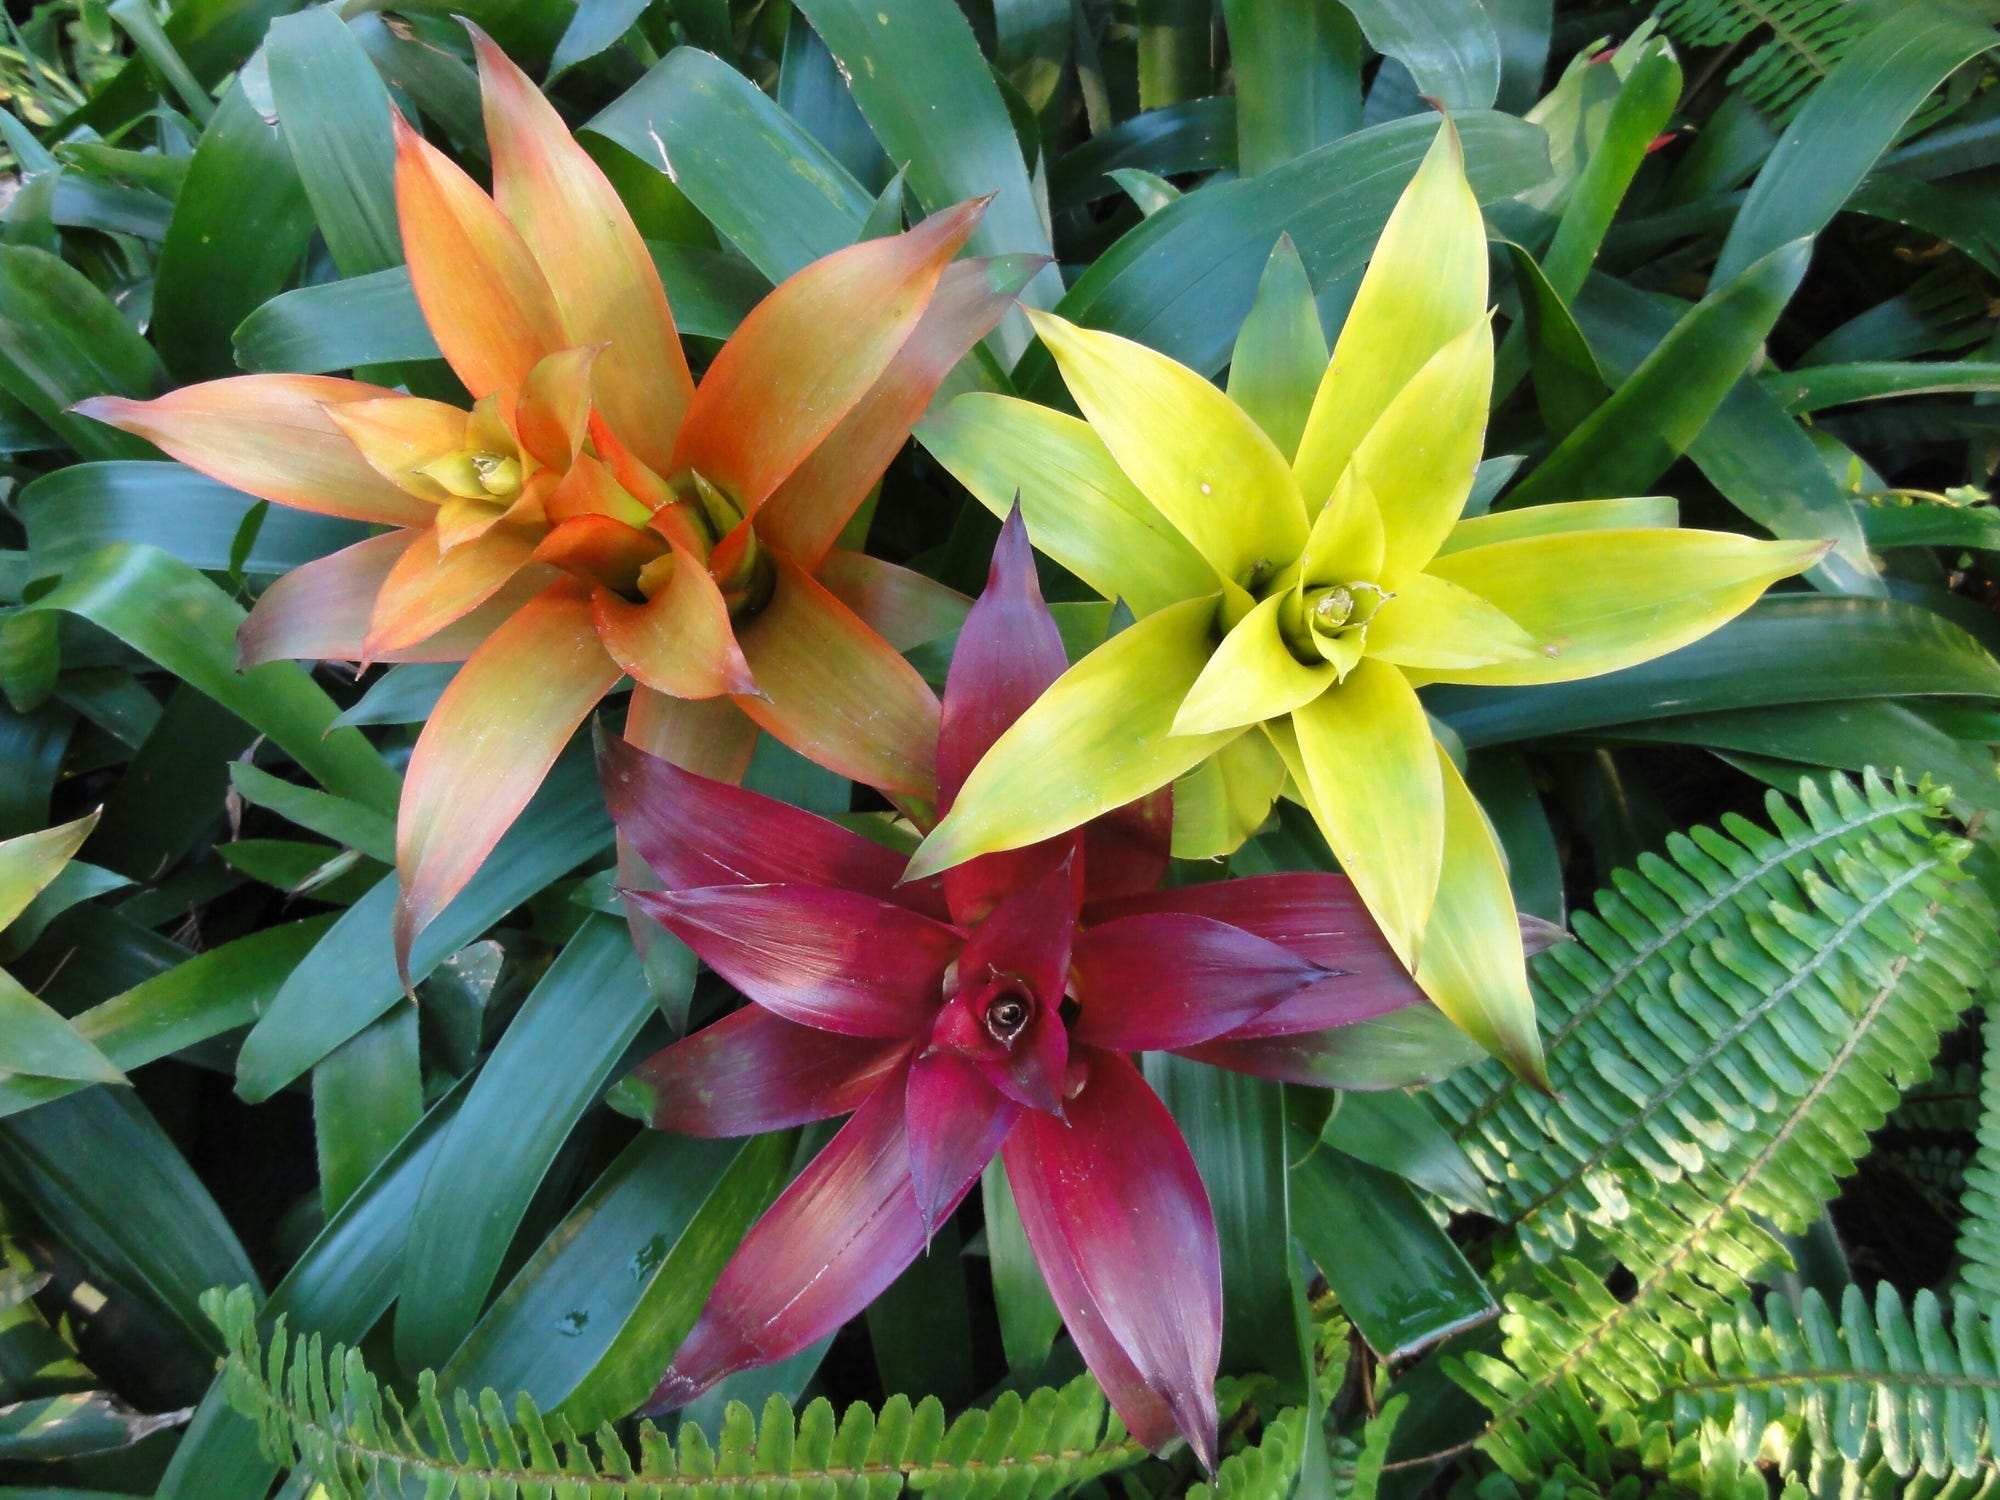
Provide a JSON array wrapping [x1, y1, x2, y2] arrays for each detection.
[[323, 395, 471, 504], [0, 969, 125, 1085], [1026, 309, 1306, 591], [1226, 236, 1328, 463], [1294, 119, 1487, 512], [1289, 657, 1444, 966], [906, 596, 1244, 880], [1355, 317, 1493, 581], [0, 812, 99, 932], [1299, 465, 1386, 585], [1174, 592, 1335, 736], [1364, 571, 1537, 671], [1170, 728, 1288, 859], [1419, 528, 1829, 687], [1413, 747, 1546, 1086], [918, 393, 1217, 616], [1435, 495, 1678, 557]]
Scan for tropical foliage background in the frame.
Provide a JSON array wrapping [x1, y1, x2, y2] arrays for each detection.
[[4, 0, 2000, 1495]]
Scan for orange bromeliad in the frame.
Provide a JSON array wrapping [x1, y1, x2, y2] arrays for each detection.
[[77, 32, 1028, 971]]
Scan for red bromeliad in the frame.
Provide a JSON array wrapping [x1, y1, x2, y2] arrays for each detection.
[[599, 511, 1440, 1467], [75, 32, 1027, 971]]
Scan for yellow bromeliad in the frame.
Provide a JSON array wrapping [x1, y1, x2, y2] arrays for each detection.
[[912, 121, 1826, 1084]]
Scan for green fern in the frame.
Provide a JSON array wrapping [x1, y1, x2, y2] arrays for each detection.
[[1652, 0, 1866, 120], [203, 1287, 1153, 1500], [1427, 771, 1997, 1473], [1954, 1004, 2000, 1299]]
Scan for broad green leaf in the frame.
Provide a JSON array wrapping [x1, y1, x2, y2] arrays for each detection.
[[151, 80, 315, 382], [0, 705, 78, 842], [1294, 120, 1487, 511], [1109, 167, 1181, 216], [1227, 236, 1330, 461], [1766, 361, 2000, 413], [330, 663, 457, 729], [1422, 528, 1826, 687], [1500, 243, 1610, 438], [1487, 0, 1553, 112], [1030, 311, 1306, 587], [1861, 504, 2000, 552], [234, 747, 612, 1101], [0, 814, 97, 931], [1428, 595, 2000, 747], [548, 0, 652, 78], [396, 916, 668, 1370], [0, 1391, 187, 1461], [228, 764, 396, 864], [19, 462, 368, 577], [446, 1130, 794, 1427], [1135, 0, 1214, 107], [1047, 99, 1236, 211], [0, 1089, 260, 1355], [909, 596, 1242, 879], [918, 393, 1216, 616], [1321, 1091, 1488, 1213], [267, 9, 400, 277], [866, 1217, 977, 1406], [1508, 241, 1811, 507], [88, 687, 249, 881], [1027, 111, 1548, 389], [1177, 593, 1336, 736], [777, 10, 890, 192], [0, 918, 335, 1122], [0, 247, 163, 461], [1290, 1145, 1495, 1360], [1337, 0, 1500, 110], [793, 0, 1062, 359], [587, 47, 870, 282], [1464, 749, 1563, 922], [312, 1005, 420, 1216], [1540, 40, 1679, 300], [1221, 0, 1362, 175], [981, 1155, 1062, 1375], [4, 546, 400, 815], [1290, 658, 1444, 965], [1713, 3, 1999, 286], [0, 859, 131, 961], [0, 971, 125, 1086]]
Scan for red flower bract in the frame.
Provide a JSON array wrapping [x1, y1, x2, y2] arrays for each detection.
[[599, 509, 1435, 1469]]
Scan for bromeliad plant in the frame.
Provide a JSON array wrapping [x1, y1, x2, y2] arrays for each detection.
[[914, 121, 1827, 1082], [75, 31, 1020, 970], [598, 512, 1444, 1467]]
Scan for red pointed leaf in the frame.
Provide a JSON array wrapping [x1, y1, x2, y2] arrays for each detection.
[[1070, 914, 1331, 1051], [624, 1007, 909, 1136], [905, 1050, 1019, 1234], [1004, 1048, 1221, 1467], [625, 883, 959, 1039], [650, 1061, 955, 1408], [1080, 788, 1173, 905]]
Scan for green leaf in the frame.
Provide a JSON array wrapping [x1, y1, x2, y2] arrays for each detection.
[[1339, 0, 1500, 110], [0, 1089, 261, 1355], [1430, 595, 2000, 747], [0, 972, 125, 1086], [1135, 0, 1213, 108], [792, 0, 1061, 357], [588, 47, 871, 282], [1861, 502, 2000, 551], [1289, 1146, 1495, 1361], [1765, 360, 2000, 413], [778, 10, 891, 192], [1321, 1091, 1488, 1213], [4, 546, 400, 815], [0, 247, 164, 461], [228, 763, 397, 864], [1047, 99, 1236, 211], [445, 1129, 794, 1426], [1228, 235, 1330, 460], [1500, 243, 1610, 438], [267, 9, 401, 277], [151, 79, 315, 382], [1221, 0, 1362, 175], [0, 813, 96, 931], [981, 1155, 1062, 1376], [396, 916, 669, 1370], [867, 1217, 978, 1407], [18, 462, 367, 576], [1712, 3, 1998, 286], [330, 663, 457, 728], [548, 0, 652, 79], [0, 1392, 187, 1461], [1507, 240, 1811, 507], [233, 746, 613, 1102], [1024, 111, 1549, 390], [1541, 41, 1679, 299], [312, 1004, 421, 1217]]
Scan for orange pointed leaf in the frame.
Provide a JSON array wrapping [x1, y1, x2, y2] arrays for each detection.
[[364, 524, 543, 660], [592, 544, 756, 700]]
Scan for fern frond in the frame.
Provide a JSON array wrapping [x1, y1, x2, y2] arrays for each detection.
[[1955, 1004, 2000, 1299], [1429, 771, 1997, 1467], [1894, 1057, 1985, 1136], [1652, 0, 1864, 119], [202, 1287, 1151, 1500]]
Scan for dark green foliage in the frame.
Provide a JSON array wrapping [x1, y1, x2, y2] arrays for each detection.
[[1653, 0, 1869, 120]]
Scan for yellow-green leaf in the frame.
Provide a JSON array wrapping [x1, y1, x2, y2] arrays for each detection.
[[1293, 119, 1486, 511], [907, 596, 1243, 880], [1174, 592, 1336, 736], [1026, 309, 1307, 590], [1364, 572, 1536, 671], [1171, 728, 1289, 859], [0, 812, 99, 932], [1418, 528, 1828, 687], [1289, 657, 1443, 965], [1226, 235, 1328, 463], [1413, 747, 1545, 1086], [1435, 495, 1677, 557], [0, 969, 126, 1085], [1300, 465, 1387, 585], [1357, 317, 1493, 581], [917, 393, 1216, 616]]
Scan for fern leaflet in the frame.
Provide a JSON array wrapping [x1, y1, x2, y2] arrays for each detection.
[[1955, 1003, 2000, 1299], [1652, 0, 1866, 119]]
